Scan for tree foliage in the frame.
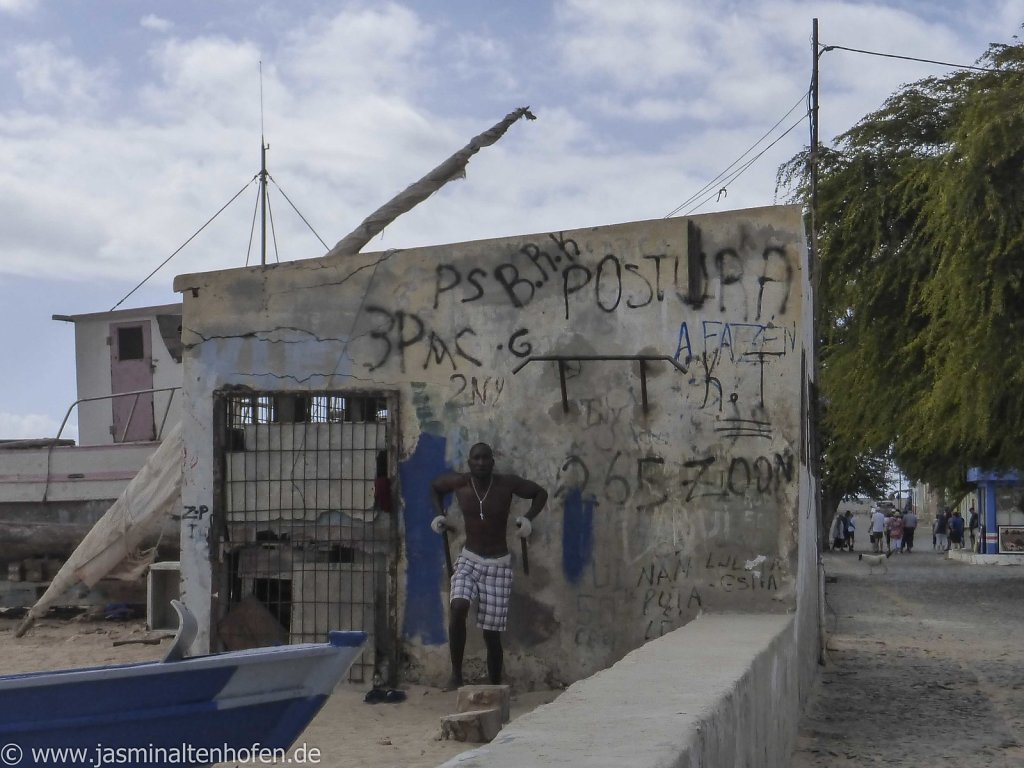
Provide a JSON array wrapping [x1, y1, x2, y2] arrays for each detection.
[[779, 38, 1024, 497]]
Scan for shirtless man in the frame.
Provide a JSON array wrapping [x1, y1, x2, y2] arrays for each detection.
[[430, 442, 548, 689]]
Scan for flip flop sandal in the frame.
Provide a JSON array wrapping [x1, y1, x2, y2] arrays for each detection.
[[363, 688, 387, 704]]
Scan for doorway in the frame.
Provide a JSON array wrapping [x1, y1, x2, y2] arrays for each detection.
[[109, 321, 155, 442]]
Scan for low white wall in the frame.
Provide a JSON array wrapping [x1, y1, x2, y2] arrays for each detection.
[[947, 550, 1024, 566], [439, 613, 798, 768]]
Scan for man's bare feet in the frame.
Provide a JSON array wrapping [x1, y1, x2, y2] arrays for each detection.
[[441, 675, 463, 692]]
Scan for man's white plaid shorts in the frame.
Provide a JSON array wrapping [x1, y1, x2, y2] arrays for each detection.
[[450, 549, 513, 631]]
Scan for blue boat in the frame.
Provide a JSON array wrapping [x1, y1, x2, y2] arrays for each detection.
[[0, 601, 366, 767]]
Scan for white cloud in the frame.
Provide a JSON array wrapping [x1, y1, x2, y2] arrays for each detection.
[[0, 0, 38, 16], [143, 35, 264, 120], [0, 411, 67, 440], [555, 0, 711, 90], [282, 3, 434, 96], [6, 42, 113, 114], [446, 30, 518, 93], [140, 14, 174, 32]]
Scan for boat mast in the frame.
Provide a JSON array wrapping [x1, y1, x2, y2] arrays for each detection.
[[325, 106, 536, 258]]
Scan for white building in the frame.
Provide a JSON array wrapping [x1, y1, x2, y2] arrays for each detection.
[[54, 303, 183, 445]]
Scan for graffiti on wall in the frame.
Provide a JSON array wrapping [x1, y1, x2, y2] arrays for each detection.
[[352, 220, 802, 654], [428, 228, 793, 323], [444, 374, 505, 408], [565, 547, 784, 647], [182, 504, 209, 539], [364, 223, 795, 371], [553, 444, 795, 514]]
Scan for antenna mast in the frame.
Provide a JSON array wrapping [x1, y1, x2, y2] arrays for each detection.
[[260, 135, 268, 266], [260, 62, 268, 268]]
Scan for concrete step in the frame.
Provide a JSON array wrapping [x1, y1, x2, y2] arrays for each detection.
[[440, 707, 503, 743], [456, 683, 511, 723]]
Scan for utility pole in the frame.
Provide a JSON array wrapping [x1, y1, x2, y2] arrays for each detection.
[[808, 19, 822, 494], [809, 18, 819, 276], [809, 18, 823, 522], [809, 17, 827, 667]]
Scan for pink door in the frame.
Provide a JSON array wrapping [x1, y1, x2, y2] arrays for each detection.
[[110, 321, 155, 442]]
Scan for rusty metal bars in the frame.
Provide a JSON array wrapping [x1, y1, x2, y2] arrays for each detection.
[[218, 391, 393, 684]]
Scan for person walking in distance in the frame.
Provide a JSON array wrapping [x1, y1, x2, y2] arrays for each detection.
[[902, 508, 918, 552], [829, 511, 846, 552], [889, 513, 905, 555], [935, 509, 950, 552], [968, 506, 979, 551], [430, 442, 548, 690], [948, 509, 966, 550], [869, 506, 886, 553]]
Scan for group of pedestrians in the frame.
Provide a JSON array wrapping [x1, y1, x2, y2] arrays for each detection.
[[830, 503, 981, 556], [829, 506, 920, 553], [872, 506, 919, 553], [932, 507, 977, 551], [829, 510, 856, 551]]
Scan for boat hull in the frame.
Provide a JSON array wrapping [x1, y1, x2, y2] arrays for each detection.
[[0, 630, 366, 767]]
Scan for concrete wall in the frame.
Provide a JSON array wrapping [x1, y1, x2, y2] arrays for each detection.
[[793, 215, 821, 710], [438, 614, 799, 768], [174, 206, 813, 686]]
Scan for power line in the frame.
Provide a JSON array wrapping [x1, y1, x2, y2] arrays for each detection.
[[665, 90, 809, 219], [269, 177, 328, 249], [820, 43, 1007, 73], [666, 38, 1010, 223], [245, 179, 283, 266], [679, 110, 806, 217], [266, 188, 280, 263], [244, 181, 261, 268], [110, 178, 257, 311]]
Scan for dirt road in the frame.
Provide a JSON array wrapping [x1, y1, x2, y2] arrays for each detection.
[[791, 547, 1024, 766]]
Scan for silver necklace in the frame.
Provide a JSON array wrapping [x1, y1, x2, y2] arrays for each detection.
[[470, 476, 493, 519]]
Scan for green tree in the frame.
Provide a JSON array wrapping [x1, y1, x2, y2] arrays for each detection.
[[779, 38, 1024, 511]]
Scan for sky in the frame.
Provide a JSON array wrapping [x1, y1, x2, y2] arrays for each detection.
[[1, 0, 1021, 441]]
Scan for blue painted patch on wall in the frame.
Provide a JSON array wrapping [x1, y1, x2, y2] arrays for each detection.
[[562, 487, 595, 585], [399, 433, 450, 645]]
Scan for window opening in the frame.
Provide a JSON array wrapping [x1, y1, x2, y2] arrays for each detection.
[[117, 326, 146, 360]]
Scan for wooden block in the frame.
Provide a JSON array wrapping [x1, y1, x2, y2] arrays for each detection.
[[440, 708, 503, 743], [22, 559, 44, 582], [217, 594, 288, 650], [42, 559, 64, 581], [456, 684, 511, 723]]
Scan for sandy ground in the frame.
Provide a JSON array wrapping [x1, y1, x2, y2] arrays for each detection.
[[791, 546, 1024, 766], [0, 614, 561, 768]]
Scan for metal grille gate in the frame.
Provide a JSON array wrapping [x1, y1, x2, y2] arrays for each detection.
[[214, 391, 397, 684]]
